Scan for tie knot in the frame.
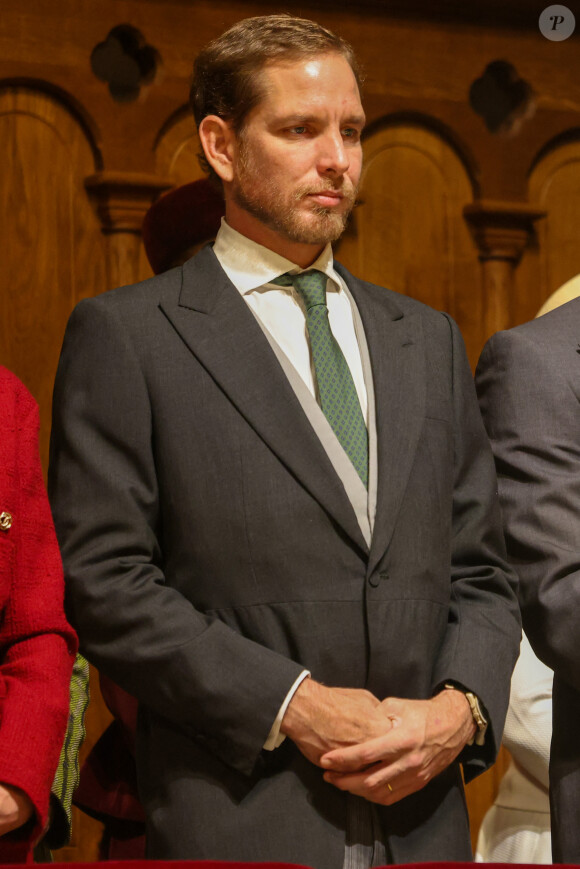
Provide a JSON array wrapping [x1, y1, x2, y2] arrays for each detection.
[[272, 270, 327, 310]]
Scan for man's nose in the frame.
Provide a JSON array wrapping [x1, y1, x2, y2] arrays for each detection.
[[318, 130, 349, 175]]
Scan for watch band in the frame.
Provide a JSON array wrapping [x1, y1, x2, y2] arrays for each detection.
[[444, 683, 488, 746]]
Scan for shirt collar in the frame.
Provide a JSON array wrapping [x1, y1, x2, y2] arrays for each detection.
[[212, 218, 339, 295]]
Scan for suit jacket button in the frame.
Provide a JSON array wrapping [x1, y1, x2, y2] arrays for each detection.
[[368, 572, 389, 588], [0, 512, 12, 531]]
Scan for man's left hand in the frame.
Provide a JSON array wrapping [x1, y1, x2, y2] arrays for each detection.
[[320, 688, 476, 805]]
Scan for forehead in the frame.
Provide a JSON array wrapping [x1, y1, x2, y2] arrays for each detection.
[[253, 53, 364, 122]]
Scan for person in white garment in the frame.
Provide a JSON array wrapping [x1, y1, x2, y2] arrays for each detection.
[[476, 633, 552, 864]]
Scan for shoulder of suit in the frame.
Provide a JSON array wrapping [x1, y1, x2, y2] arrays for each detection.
[[83, 266, 182, 308], [479, 300, 580, 385], [74, 245, 220, 317], [72, 263, 189, 326], [488, 295, 580, 357], [333, 260, 452, 322]]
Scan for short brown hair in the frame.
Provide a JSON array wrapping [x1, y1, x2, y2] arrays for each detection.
[[191, 15, 362, 178]]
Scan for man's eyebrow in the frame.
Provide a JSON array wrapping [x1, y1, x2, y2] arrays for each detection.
[[345, 114, 366, 127], [272, 114, 319, 125], [272, 113, 366, 127]]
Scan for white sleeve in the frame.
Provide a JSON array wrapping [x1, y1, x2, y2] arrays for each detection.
[[503, 632, 553, 790], [263, 670, 310, 750]]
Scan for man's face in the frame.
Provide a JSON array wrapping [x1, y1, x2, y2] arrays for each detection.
[[227, 52, 365, 263]]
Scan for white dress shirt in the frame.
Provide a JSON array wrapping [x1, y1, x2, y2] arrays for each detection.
[[212, 219, 369, 749], [213, 219, 368, 421]]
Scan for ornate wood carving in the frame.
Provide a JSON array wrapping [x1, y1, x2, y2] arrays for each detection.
[[85, 171, 171, 287], [463, 200, 546, 336]]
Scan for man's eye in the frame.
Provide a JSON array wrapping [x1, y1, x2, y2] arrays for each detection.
[[289, 126, 307, 135], [342, 128, 360, 140]]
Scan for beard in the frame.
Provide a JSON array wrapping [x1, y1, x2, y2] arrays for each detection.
[[232, 144, 358, 246]]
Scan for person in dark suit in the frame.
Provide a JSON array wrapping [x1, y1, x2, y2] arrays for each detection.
[[49, 15, 520, 868], [476, 295, 580, 863], [74, 177, 226, 861]]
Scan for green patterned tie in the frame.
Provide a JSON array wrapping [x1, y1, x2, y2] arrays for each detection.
[[272, 270, 368, 488]]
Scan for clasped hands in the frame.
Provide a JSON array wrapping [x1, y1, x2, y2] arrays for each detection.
[[280, 678, 476, 805]]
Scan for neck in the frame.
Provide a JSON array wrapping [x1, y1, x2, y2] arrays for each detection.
[[225, 205, 324, 269]]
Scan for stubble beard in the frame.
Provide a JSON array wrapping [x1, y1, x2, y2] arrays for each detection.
[[233, 146, 358, 246]]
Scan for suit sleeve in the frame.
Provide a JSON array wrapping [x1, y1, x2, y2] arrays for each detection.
[[0, 382, 76, 847], [431, 316, 521, 780], [49, 297, 305, 778], [476, 329, 580, 694]]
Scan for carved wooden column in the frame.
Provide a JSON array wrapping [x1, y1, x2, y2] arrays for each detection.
[[463, 200, 545, 339], [85, 171, 172, 289]]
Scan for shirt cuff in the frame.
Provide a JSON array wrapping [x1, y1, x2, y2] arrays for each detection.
[[263, 670, 311, 750]]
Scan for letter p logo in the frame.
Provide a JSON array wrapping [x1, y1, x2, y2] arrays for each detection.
[[539, 5, 575, 40]]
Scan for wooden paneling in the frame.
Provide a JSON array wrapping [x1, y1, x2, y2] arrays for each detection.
[[137, 110, 206, 279], [515, 137, 580, 325], [337, 121, 482, 364], [0, 86, 106, 467], [154, 109, 204, 184]]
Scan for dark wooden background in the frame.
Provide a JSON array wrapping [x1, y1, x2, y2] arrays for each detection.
[[2, 0, 578, 859]]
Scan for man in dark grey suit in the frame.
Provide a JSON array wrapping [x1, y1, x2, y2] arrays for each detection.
[[50, 15, 520, 868], [476, 296, 580, 863]]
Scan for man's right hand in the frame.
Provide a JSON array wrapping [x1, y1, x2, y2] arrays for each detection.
[[280, 677, 391, 767]]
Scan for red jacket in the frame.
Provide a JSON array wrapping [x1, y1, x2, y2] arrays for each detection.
[[0, 367, 76, 860]]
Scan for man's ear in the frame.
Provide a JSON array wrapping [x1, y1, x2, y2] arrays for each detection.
[[198, 115, 236, 183]]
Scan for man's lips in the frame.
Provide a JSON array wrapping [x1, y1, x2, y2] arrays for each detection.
[[306, 190, 345, 207]]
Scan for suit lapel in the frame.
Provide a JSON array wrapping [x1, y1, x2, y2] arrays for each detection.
[[159, 248, 368, 555], [337, 265, 426, 576]]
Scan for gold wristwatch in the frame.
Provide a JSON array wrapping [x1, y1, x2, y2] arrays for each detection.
[[444, 683, 488, 746]]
